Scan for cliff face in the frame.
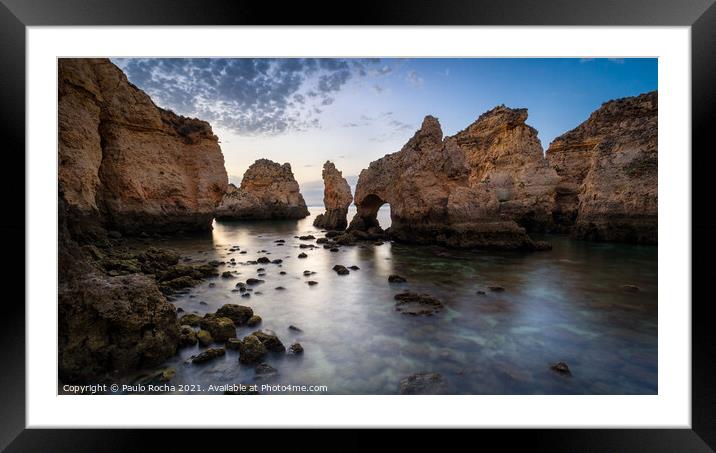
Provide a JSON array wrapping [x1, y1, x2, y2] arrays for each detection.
[[313, 161, 353, 230], [349, 107, 558, 249], [59, 58, 228, 235], [546, 91, 657, 243], [215, 159, 309, 220]]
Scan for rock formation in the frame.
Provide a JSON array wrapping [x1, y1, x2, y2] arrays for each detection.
[[215, 159, 309, 220], [349, 107, 558, 249], [58, 58, 228, 383], [59, 58, 228, 236], [546, 91, 657, 243], [313, 161, 353, 230]]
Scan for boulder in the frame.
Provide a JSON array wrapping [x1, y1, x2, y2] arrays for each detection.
[[238, 335, 267, 364], [192, 347, 225, 364], [58, 273, 180, 383], [398, 372, 448, 395], [251, 329, 286, 353]]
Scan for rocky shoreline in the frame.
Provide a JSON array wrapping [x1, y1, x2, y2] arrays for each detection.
[[57, 58, 657, 390]]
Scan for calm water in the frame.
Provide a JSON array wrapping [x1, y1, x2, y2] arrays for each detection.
[[129, 206, 657, 395]]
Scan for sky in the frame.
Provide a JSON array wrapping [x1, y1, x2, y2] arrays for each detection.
[[112, 58, 657, 205]]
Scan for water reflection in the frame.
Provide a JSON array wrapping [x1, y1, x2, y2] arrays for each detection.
[[132, 207, 657, 395]]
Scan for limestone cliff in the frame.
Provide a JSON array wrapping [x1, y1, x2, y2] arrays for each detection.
[[349, 107, 558, 249], [547, 91, 657, 243], [215, 159, 309, 220], [313, 161, 353, 230], [59, 58, 228, 236]]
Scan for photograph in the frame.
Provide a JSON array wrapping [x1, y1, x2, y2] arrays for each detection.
[[57, 56, 658, 396]]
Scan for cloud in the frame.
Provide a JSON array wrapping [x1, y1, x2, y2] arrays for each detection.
[[406, 70, 424, 87], [112, 58, 389, 135]]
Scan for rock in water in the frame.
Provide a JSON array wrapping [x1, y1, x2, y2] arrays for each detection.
[[348, 111, 559, 250], [398, 372, 448, 395], [58, 58, 228, 236], [215, 159, 309, 220], [238, 335, 267, 364], [313, 161, 353, 231], [58, 273, 180, 382], [192, 347, 226, 364], [332, 265, 350, 275], [216, 304, 254, 325], [550, 361, 572, 376], [251, 330, 286, 352], [199, 315, 236, 343], [546, 91, 657, 244]]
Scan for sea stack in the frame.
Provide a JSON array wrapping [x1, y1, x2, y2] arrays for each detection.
[[546, 91, 657, 244], [59, 58, 228, 237], [349, 107, 558, 250], [58, 58, 231, 382], [215, 159, 309, 220], [313, 161, 353, 230]]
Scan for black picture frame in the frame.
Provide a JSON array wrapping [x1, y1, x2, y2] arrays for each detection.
[[2, 0, 713, 450]]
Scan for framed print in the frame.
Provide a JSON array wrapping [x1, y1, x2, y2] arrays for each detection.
[[2, 0, 714, 450]]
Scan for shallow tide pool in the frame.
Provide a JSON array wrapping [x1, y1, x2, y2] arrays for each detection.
[[128, 206, 657, 395]]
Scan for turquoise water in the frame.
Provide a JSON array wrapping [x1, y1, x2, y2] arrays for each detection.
[[129, 206, 657, 394]]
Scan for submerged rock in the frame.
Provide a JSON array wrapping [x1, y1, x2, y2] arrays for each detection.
[[394, 292, 443, 316], [255, 363, 279, 377], [192, 347, 226, 364], [313, 161, 353, 231], [58, 273, 180, 383], [398, 372, 448, 395], [388, 274, 407, 283], [199, 315, 236, 342], [215, 160, 309, 220], [550, 361, 572, 376]]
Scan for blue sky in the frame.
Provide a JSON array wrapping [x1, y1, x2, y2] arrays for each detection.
[[113, 58, 657, 203]]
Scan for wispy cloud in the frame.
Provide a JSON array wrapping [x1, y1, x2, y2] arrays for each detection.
[[406, 70, 424, 87], [112, 58, 390, 136]]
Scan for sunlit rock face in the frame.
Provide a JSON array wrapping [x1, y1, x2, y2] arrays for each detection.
[[215, 159, 310, 220], [313, 161, 353, 230], [547, 91, 657, 244], [349, 107, 559, 250], [58, 58, 228, 236]]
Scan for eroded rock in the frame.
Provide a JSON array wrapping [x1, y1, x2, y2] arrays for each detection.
[[547, 91, 657, 243], [215, 159, 309, 220], [313, 161, 353, 230]]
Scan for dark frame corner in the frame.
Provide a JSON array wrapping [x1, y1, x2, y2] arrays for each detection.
[[2, 0, 714, 450]]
